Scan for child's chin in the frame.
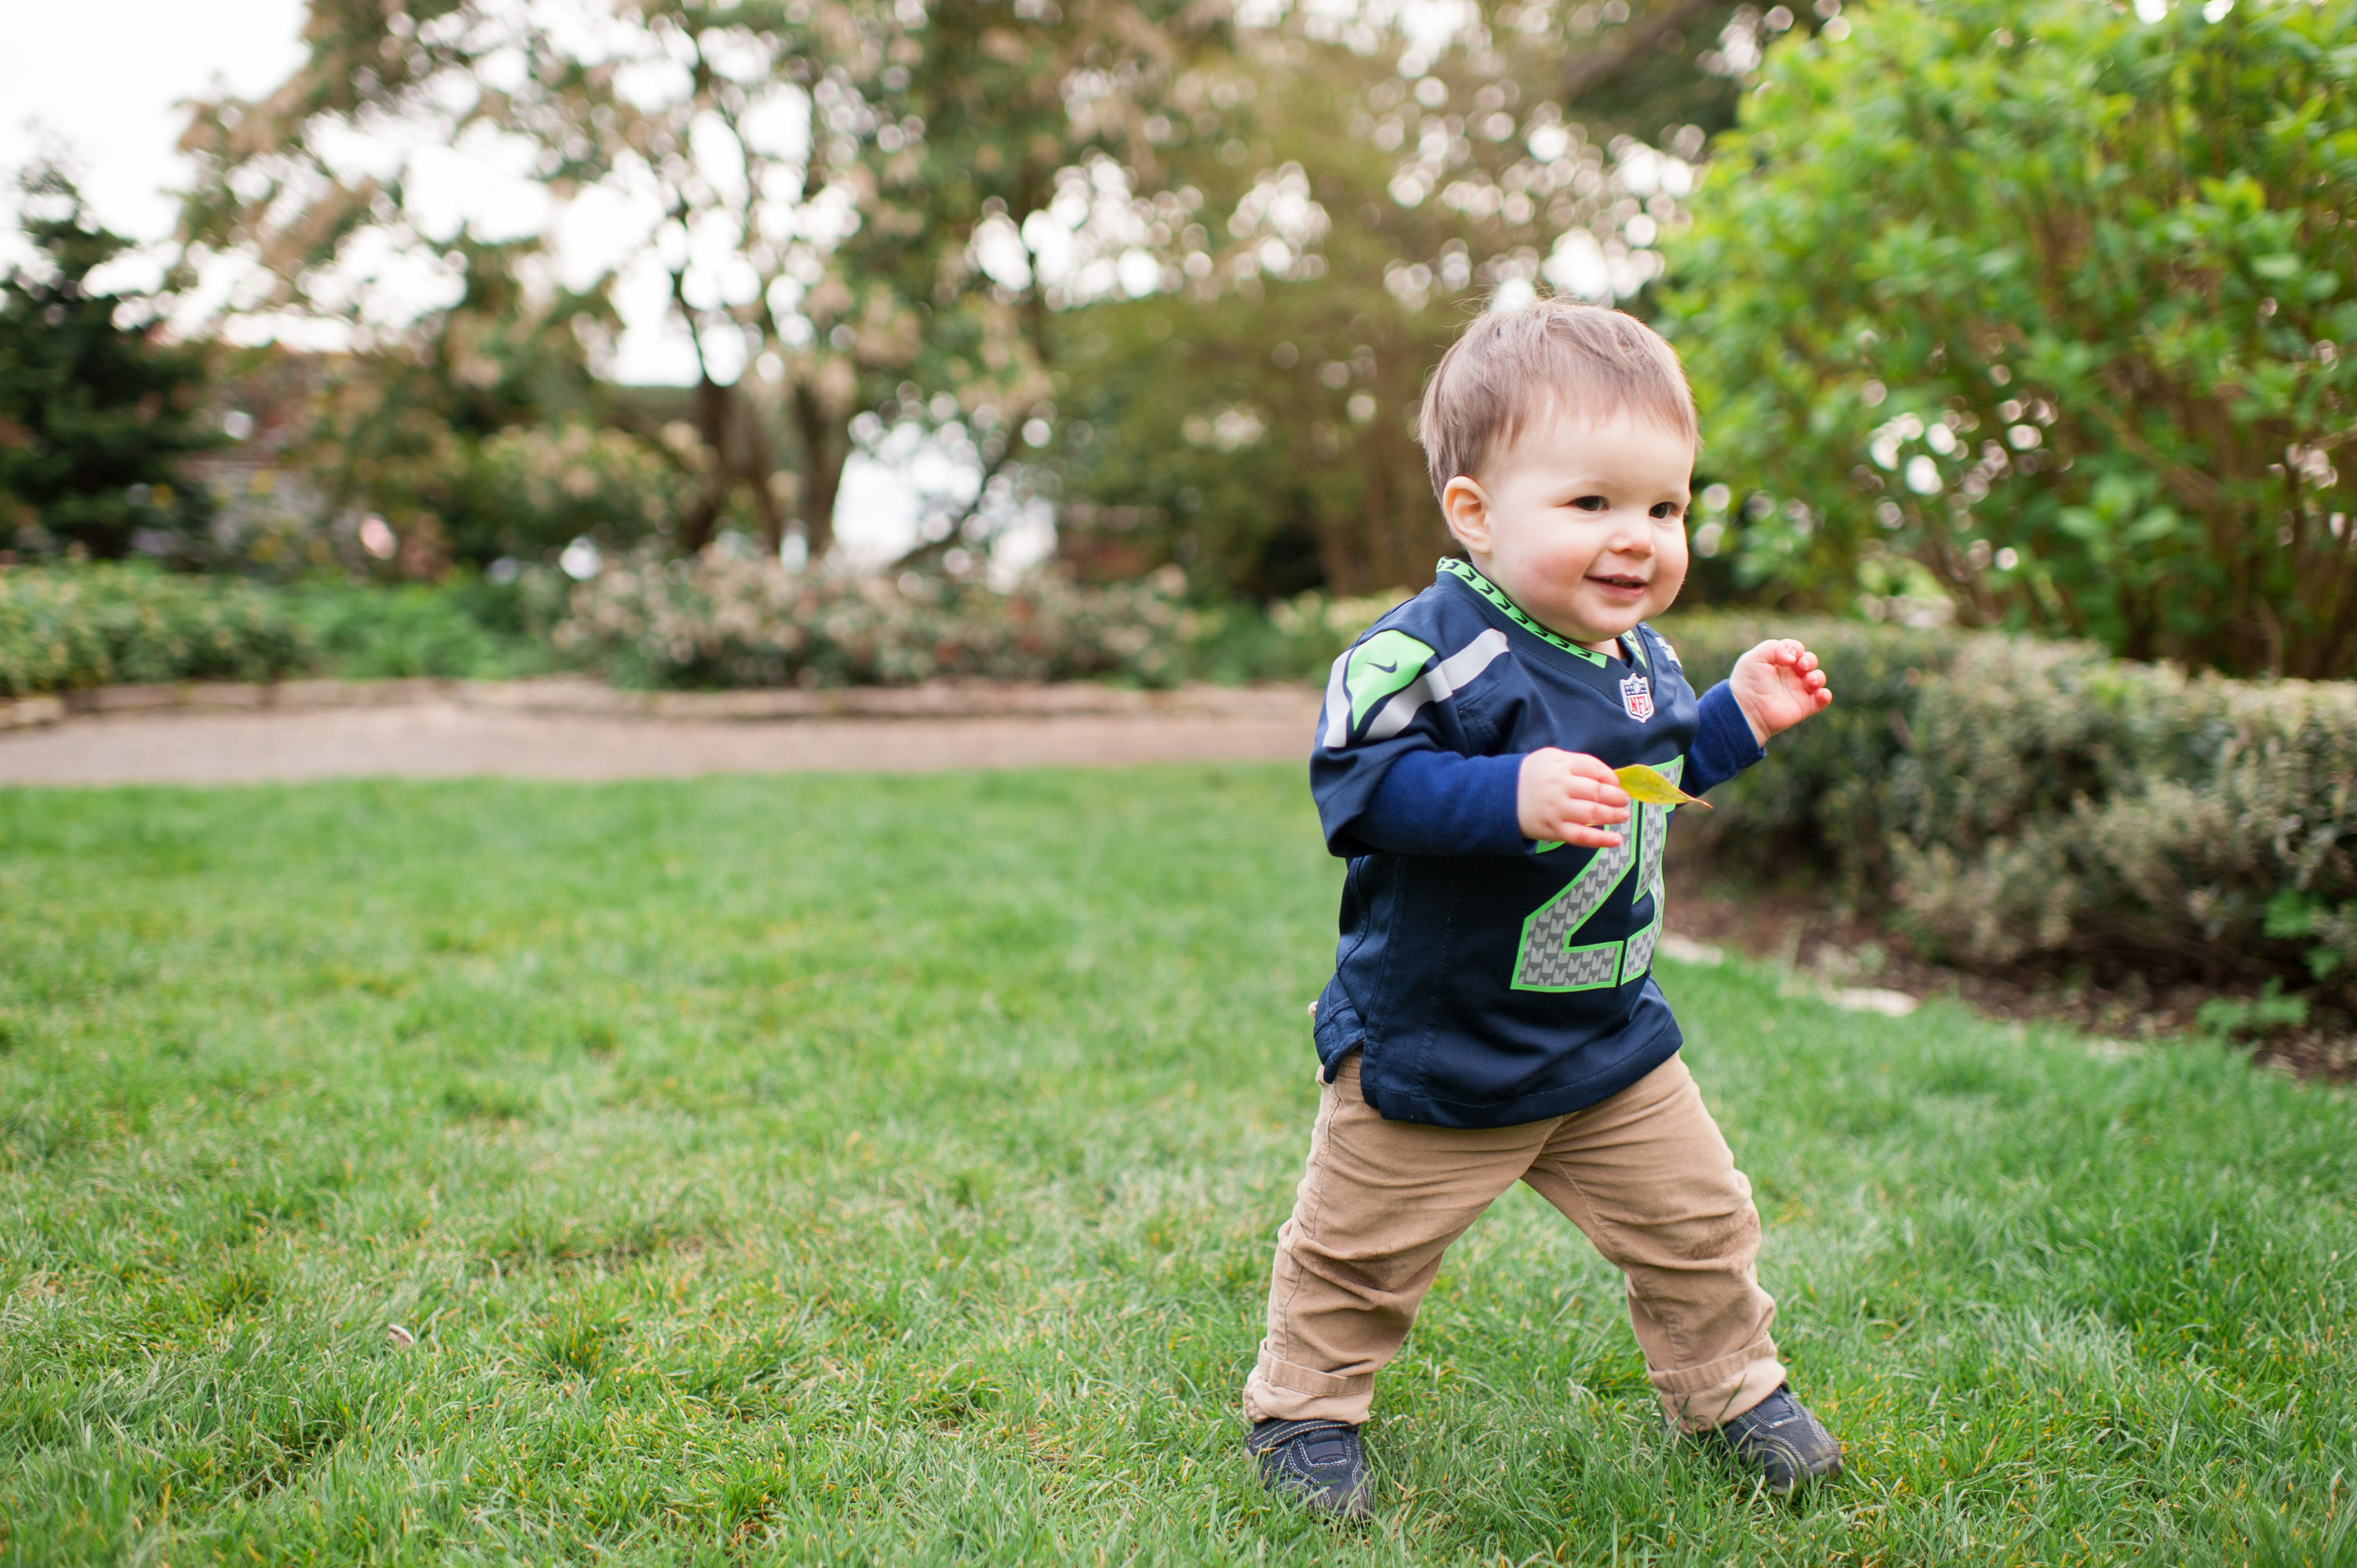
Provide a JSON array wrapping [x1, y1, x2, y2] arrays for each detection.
[[1567, 600, 1644, 636]]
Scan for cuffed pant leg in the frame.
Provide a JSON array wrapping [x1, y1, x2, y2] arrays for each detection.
[[1519, 1055, 1787, 1433], [1243, 1053, 1541, 1427]]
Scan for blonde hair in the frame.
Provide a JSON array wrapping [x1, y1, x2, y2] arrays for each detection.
[[1417, 299, 1697, 503]]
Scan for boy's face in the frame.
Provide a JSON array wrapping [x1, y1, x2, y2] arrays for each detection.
[[1440, 405, 1694, 654]]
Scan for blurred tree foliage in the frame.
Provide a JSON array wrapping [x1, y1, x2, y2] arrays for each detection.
[[179, 0, 1234, 565], [258, 242, 683, 574], [1046, 0, 1787, 598], [1665, 0, 2357, 678], [172, 0, 1792, 590], [0, 167, 222, 560]]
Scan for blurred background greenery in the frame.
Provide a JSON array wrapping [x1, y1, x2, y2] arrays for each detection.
[[9, 0, 2341, 672]]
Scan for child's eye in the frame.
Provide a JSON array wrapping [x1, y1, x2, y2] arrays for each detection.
[[1649, 502, 1684, 520], [1570, 495, 1608, 513]]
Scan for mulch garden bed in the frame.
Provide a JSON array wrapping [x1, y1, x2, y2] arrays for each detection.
[[1665, 850, 2357, 1084]]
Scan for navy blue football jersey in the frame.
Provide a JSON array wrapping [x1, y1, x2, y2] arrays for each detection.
[[1309, 559, 1764, 1128]]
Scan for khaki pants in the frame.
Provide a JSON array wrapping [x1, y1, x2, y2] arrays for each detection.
[[1243, 1050, 1785, 1434]]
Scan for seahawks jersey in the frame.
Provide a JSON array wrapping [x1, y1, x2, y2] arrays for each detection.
[[1308, 559, 1765, 1129]]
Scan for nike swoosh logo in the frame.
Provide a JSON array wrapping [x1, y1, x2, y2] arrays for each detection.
[[1366, 659, 1398, 673]]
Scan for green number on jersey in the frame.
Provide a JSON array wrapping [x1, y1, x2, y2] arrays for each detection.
[[1512, 755, 1680, 992]]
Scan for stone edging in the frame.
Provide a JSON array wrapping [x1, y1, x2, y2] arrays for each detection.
[[0, 676, 1318, 731]]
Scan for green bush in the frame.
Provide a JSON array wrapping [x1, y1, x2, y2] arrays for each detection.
[[281, 576, 559, 680], [0, 564, 314, 696], [446, 421, 702, 568], [0, 558, 1379, 697], [1663, 615, 2357, 996], [1665, 0, 2357, 677], [1658, 616, 1960, 892]]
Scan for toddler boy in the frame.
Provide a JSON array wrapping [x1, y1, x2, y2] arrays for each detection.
[[1244, 300, 1840, 1518]]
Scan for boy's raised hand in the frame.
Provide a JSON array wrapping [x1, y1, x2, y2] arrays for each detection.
[[1517, 748, 1631, 848], [1730, 638, 1833, 744]]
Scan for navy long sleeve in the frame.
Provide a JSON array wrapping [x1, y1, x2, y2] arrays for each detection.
[[1347, 748, 1527, 855], [1685, 680, 1767, 796]]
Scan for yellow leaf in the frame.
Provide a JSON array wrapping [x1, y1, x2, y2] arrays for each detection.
[[1614, 763, 1711, 811]]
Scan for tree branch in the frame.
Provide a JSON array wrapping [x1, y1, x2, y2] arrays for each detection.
[[889, 419, 1031, 574]]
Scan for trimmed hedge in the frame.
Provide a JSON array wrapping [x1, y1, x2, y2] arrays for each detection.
[[552, 551, 1201, 689], [1662, 616, 2357, 997], [0, 564, 313, 697], [0, 559, 1368, 697]]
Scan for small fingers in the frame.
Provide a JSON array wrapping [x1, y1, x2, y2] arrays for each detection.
[[1539, 803, 1628, 847], [1569, 778, 1631, 809], [1558, 751, 1623, 788]]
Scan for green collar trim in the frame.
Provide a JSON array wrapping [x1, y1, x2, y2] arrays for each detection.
[[1437, 559, 1613, 668]]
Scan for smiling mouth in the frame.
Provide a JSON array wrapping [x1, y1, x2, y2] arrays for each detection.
[[1590, 574, 1649, 591]]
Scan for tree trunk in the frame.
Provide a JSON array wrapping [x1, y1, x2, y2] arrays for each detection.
[[1313, 504, 1364, 596], [675, 375, 734, 555], [791, 380, 850, 563], [673, 375, 790, 558], [1314, 430, 1447, 596], [733, 393, 786, 556]]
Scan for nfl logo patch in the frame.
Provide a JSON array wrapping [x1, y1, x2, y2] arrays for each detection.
[[1619, 673, 1655, 723]]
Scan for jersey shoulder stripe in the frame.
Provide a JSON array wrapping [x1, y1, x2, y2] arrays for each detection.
[[1366, 628, 1509, 740], [1319, 584, 1516, 749]]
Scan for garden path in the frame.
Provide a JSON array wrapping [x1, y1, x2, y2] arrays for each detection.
[[0, 689, 1324, 786]]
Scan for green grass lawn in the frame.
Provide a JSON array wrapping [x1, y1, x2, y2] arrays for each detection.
[[3, 768, 2354, 1566]]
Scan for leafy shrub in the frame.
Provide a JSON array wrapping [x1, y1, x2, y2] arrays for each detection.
[[203, 399, 700, 582], [1663, 615, 2357, 994], [1666, 0, 2357, 677], [281, 577, 559, 680], [553, 551, 1200, 689], [456, 422, 702, 566], [0, 564, 313, 695]]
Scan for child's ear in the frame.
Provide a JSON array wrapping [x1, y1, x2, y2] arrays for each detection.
[[1442, 476, 1491, 553]]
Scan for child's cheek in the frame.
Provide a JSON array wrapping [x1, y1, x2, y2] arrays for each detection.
[[1655, 540, 1691, 599], [1539, 535, 1595, 581]]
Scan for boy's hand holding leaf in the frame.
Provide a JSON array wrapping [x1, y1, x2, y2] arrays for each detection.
[[1517, 748, 1632, 848]]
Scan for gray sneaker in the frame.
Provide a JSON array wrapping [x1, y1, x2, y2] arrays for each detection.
[[1714, 1385, 1844, 1496], [1246, 1418, 1372, 1520]]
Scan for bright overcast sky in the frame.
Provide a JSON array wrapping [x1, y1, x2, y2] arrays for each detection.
[[0, 0, 701, 371], [0, 0, 311, 247]]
